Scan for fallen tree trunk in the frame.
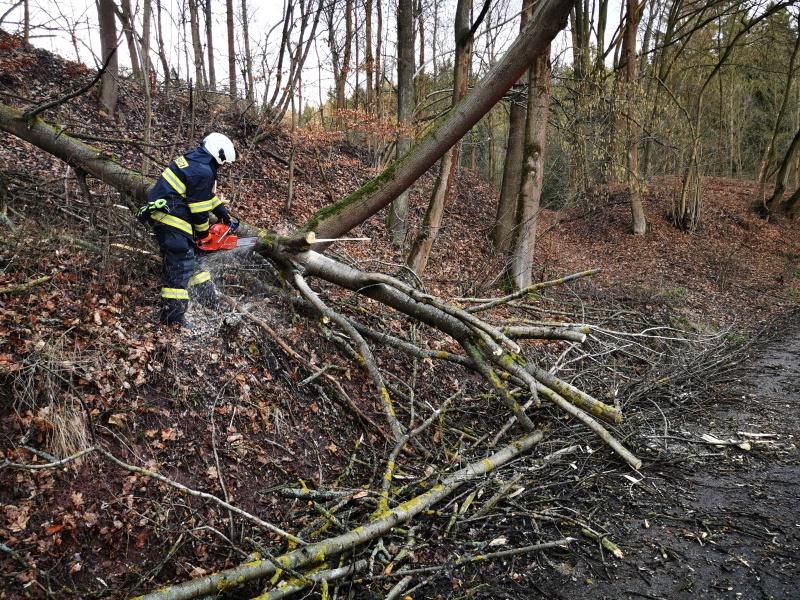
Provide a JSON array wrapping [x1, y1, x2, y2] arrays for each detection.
[[132, 430, 544, 600], [0, 103, 153, 203]]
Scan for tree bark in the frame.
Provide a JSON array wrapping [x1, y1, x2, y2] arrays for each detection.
[[416, 0, 425, 102], [187, 0, 206, 92], [141, 0, 153, 175], [507, 45, 551, 289], [374, 0, 383, 116], [226, 0, 237, 99], [405, 0, 474, 275], [365, 0, 374, 112], [493, 1, 533, 252], [204, 0, 216, 91], [23, 0, 30, 45], [387, 0, 415, 243], [97, 0, 119, 118], [786, 185, 800, 217], [622, 0, 646, 234], [241, 0, 254, 102]]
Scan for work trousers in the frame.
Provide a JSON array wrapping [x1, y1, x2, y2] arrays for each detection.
[[155, 226, 219, 324]]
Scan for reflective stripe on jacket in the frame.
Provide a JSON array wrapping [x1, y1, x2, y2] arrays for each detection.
[[147, 147, 230, 239]]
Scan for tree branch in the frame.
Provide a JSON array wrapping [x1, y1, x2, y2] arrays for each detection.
[[132, 430, 544, 600]]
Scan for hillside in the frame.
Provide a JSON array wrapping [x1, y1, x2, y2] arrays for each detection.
[[1, 30, 800, 600]]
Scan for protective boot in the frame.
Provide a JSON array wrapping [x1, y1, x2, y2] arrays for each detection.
[[160, 297, 194, 328]]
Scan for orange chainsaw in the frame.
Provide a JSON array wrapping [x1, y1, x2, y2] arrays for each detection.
[[195, 223, 259, 252]]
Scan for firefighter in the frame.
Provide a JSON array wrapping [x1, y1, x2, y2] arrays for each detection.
[[137, 132, 237, 329]]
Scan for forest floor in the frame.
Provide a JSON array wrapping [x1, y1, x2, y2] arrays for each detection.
[[1, 29, 800, 599]]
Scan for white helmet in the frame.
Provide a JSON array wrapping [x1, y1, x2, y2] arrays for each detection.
[[202, 132, 236, 165]]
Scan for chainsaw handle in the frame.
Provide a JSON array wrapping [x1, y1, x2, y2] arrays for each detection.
[[195, 235, 214, 251], [195, 223, 239, 252]]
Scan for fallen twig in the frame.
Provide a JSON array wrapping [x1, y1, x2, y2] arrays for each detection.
[[132, 430, 544, 600], [361, 538, 576, 580], [294, 271, 406, 441], [223, 294, 388, 437], [95, 446, 306, 546], [462, 269, 600, 313], [0, 275, 50, 295]]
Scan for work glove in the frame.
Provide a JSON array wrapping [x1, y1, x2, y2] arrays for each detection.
[[225, 214, 239, 231], [194, 229, 212, 243], [136, 198, 167, 224]]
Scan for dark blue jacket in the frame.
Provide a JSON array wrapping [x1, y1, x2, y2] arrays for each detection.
[[147, 147, 231, 240]]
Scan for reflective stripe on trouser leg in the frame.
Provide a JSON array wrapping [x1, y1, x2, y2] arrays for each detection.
[[160, 289, 189, 324], [188, 271, 220, 309], [188, 271, 211, 286], [162, 288, 189, 299], [160, 248, 195, 324]]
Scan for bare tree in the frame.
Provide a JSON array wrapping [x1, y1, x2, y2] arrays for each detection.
[[494, 1, 534, 252], [116, 0, 143, 81], [155, 0, 171, 92], [141, 0, 153, 174], [374, 0, 383, 115], [227, 0, 236, 99], [387, 0, 415, 243], [506, 44, 551, 288], [365, 0, 374, 112], [97, 0, 119, 118], [204, 0, 216, 91], [253, 0, 323, 129], [621, 0, 646, 234], [406, 0, 480, 275], [275, 0, 323, 121], [24, 0, 30, 44], [241, 0, 254, 102], [756, 11, 800, 213], [184, 0, 207, 94], [336, 0, 354, 127], [267, 0, 293, 111]]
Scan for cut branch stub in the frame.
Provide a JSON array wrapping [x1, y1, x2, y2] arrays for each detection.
[[305, 231, 371, 244]]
